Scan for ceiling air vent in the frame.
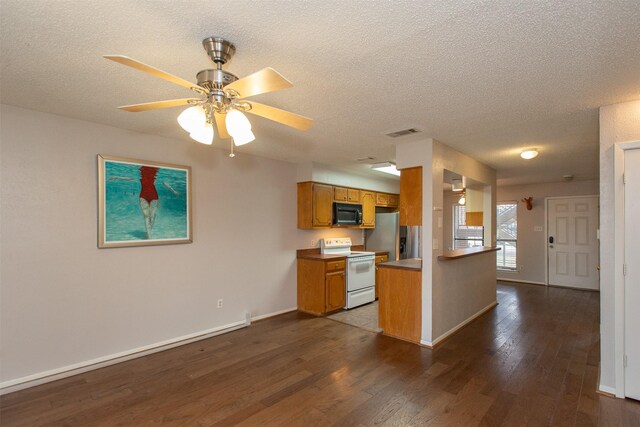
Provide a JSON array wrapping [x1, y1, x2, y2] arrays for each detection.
[[385, 128, 422, 138]]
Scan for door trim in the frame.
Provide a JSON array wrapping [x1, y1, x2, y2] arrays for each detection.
[[545, 195, 599, 288], [614, 140, 640, 398]]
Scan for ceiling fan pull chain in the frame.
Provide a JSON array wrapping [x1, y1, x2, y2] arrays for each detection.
[[229, 139, 235, 158]]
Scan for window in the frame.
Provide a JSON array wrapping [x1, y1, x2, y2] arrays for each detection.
[[497, 202, 517, 270], [453, 205, 484, 249]]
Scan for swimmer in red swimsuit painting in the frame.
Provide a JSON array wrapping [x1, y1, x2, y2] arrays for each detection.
[[110, 166, 179, 240], [139, 166, 159, 239]]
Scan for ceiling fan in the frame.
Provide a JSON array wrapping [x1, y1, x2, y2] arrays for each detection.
[[104, 37, 313, 153]]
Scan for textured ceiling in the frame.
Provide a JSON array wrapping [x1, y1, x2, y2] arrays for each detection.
[[1, 0, 639, 185]]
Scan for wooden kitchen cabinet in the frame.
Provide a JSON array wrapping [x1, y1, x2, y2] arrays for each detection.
[[399, 167, 422, 226], [335, 187, 360, 203], [376, 192, 399, 208], [297, 258, 346, 315], [325, 271, 346, 312], [378, 266, 422, 343], [297, 182, 333, 229], [374, 254, 389, 299], [298, 181, 399, 229], [360, 191, 376, 228]]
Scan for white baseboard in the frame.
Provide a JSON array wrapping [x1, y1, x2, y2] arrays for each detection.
[[420, 301, 498, 348], [497, 278, 546, 286], [598, 384, 617, 397], [1, 307, 296, 395], [251, 307, 296, 322]]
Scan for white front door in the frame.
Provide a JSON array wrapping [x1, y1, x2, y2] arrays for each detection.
[[624, 148, 640, 400], [547, 197, 599, 290]]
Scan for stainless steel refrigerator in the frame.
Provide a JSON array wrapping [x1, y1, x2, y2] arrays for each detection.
[[365, 212, 422, 260]]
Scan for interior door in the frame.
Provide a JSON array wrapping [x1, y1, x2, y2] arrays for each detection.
[[625, 148, 640, 400], [547, 197, 599, 289]]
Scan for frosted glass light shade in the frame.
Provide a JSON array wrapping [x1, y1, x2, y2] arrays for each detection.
[[226, 109, 251, 133], [233, 130, 256, 146], [458, 195, 466, 205], [189, 124, 214, 145], [178, 106, 206, 133], [520, 149, 539, 160]]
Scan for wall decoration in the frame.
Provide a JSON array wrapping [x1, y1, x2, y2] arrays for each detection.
[[98, 155, 192, 248], [522, 197, 533, 210]]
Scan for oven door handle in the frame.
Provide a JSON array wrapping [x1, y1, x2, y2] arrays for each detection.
[[349, 258, 374, 264]]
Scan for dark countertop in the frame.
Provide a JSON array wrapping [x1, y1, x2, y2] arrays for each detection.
[[297, 247, 387, 260], [437, 246, 500, 261], [377, 258, 422, 271]]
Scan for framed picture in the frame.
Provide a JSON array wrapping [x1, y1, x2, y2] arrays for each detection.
[[98, 155, 192, 248]]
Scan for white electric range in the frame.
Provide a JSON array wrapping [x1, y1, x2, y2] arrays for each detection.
[[320, 238, 376, 309]]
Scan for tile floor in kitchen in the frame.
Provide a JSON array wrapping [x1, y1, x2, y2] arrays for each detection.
[[326, 300, 381, 332]]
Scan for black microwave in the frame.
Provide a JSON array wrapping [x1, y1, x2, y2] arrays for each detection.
[[333, 202, 363, 226]]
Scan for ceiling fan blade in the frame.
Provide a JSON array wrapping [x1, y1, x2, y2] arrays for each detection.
[[246, 102, 314, 131], [117, 98, 198, 112], [214, 111, 230, 139], [103, 55, 204, 91], [225, 67, 293, 99]]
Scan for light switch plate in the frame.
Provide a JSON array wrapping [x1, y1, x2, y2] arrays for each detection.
[[433, 239, 439, 250], [534, 226, 543, 232]]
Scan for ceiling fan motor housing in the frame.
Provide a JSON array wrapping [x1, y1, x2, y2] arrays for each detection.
[[196, 69, 238, 90]]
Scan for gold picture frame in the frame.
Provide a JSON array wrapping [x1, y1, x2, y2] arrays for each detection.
[[98, 155, 192, 248]]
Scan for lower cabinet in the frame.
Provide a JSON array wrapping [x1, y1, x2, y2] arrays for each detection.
[[325, 271, 346, 312], [297, 258, 346, 315], [374, 254, 389, 299]]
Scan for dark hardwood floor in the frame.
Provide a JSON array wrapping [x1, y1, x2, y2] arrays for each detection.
[[2, 282, 639, 426]]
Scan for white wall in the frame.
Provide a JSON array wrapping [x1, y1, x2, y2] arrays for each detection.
[[497, 180, 599, 284], [599, 99, 640, 395], [0, 105, 362, 390], [430, 140, 498, 341], [396, 139, 497, 344], [296, 161, 400, 193]]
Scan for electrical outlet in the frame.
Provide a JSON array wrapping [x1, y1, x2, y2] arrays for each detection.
[[310, 240, 317, 247], [217, 299, 223, 308]]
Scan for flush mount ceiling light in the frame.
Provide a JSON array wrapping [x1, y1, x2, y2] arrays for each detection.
[[371, 162, 400, 176], [520, 149, 539, 160], [105, 37, 313, 155]]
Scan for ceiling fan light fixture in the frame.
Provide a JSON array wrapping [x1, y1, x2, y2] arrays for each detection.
[[520, 149, 539, 160], [178, 106, 206, 133], [233, 130, 256, 146], [371, 162, 400, 176], [226, 109, 251, 133], [189, 123, 214, 145]]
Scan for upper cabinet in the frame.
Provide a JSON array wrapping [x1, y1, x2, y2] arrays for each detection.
[[298, 182, 333, 228], [360, 191, 376, 228], [334, 186, 361, 203], [375, 193, 399, 208], [297, 182, 398, 229], [400, 166, 422, 226]]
